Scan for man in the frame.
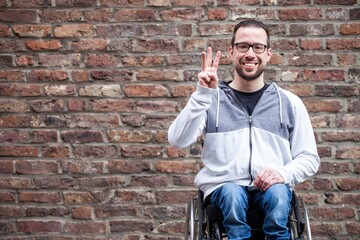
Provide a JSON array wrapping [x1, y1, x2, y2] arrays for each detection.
[[168, 19, 320, 240]]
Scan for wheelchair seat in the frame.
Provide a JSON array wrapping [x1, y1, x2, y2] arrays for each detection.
[[186, 190, 312, 240]]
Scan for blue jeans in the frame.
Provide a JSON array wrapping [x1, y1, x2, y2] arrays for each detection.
[[209, 183, 291, 240]]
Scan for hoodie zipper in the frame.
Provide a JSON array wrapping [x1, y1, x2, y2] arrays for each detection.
[[228, 91, 254, 184], [228, 86, 268, 186]]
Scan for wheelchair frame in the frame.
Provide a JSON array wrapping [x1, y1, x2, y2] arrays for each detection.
[[185, 190, 312, 240]]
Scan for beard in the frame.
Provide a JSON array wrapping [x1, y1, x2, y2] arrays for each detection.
[[234, 61, 266, 81]]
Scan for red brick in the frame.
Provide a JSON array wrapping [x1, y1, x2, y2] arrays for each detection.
[[17, 220, 61, 233], [114, 9, 157, 21], [0, 146, 38, 157], [121, 145, 162, 158], [101, 0, 144, 7], [0, 10, 37, 22], [108, 160, 151, 173], [16, 160, 58, 175], [25, 40, 62, 51], [64, 221, 106, 234], [0, 191, 16, 202], [28, 70, 68, 82], [336, 177, 360, 191], [73, 145, 117, 158], [208, 8, 227, 20], [327, 38, 360, 50], [160, 8, 205, 21], [0, 25, 11, 37], [314, 0, 356, 4], [110, 219, 154, 233], [304, 99, 341, 113], [71, 207, 93, 219], [56, 0, 98, 7], [84, 8, 112, 22], [278, 8, 321, 20], [18, 191, 60, 203], [339, 23, 360, 35]]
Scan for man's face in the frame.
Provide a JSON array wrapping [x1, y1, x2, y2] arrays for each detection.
[[228, 27, 272, 82]]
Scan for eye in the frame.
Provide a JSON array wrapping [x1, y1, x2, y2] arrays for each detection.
[[253, 44, 265, 51], [237, 43, 249, 51]]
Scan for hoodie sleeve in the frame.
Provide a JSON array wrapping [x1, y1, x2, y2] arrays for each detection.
[[168, 84, 217, 149], [277, 96, 320, 186]]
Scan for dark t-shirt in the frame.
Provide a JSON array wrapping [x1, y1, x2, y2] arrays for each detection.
[[231, 84, 269, 115]]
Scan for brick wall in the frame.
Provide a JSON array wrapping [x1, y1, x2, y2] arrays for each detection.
[[0, 0, 359, 239]]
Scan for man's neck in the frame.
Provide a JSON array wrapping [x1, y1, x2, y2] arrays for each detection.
[[229, 77, 265, 93]]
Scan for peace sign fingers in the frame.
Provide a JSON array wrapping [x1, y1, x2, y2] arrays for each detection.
[[198, 47, 221, 89]]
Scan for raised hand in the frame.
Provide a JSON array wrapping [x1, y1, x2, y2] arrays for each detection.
[[197, 47, 222, 89]]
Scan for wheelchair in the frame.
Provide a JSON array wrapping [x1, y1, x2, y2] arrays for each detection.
[[186, 190, 312, 240]]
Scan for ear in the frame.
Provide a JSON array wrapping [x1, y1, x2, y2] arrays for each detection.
[[266, 47, 272, 63], [228, 46, 234, 59]]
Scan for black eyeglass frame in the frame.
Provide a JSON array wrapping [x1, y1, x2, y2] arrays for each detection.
[[234, 42, 268, 54]]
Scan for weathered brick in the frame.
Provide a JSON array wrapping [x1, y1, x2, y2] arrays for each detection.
[[13, 25, 51, 37], [108, 160, 151, 173], [107, 129, 152, 143], [135, 39, 179, 53], [61, 130, 104, 143], [62, 160, 104, 174], [54, 24, 94, 38], [73, 145, 117, 158], [79, 84, 121, 97], [136, 69, 179, 81], [155, 160, 197, 173], [29, 99, 66, 112], [85, 54, 118, 67], [40, 9, 83, 22], [71, 39, 108, 51], [124, 84, 169, 97]]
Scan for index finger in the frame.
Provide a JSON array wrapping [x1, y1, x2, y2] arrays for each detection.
[[201, 51, 206, 72]]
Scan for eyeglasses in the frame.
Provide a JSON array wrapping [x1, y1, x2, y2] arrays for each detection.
[[234, 42, 267, 54]]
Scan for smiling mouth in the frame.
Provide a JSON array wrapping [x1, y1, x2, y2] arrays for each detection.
[[243, 62, 258, 69]]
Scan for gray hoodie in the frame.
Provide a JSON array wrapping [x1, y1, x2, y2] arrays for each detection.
[[168, 82, 320, 198]]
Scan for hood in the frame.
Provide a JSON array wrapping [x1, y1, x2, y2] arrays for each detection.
[[214, 81, 284, 131]]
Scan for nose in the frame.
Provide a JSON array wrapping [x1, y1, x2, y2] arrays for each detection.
[[244, 47, 256, 58]]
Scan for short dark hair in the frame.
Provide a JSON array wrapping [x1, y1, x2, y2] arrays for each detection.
[[231, 19, 270, 48]]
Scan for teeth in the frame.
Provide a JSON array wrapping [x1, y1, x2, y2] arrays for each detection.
[[244, 63, 256, 67]]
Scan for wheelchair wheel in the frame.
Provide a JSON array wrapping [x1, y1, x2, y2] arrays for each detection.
[[212, 222, 222, 240], [300, 197, 312, 240], [186, 197, 199, 240]]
